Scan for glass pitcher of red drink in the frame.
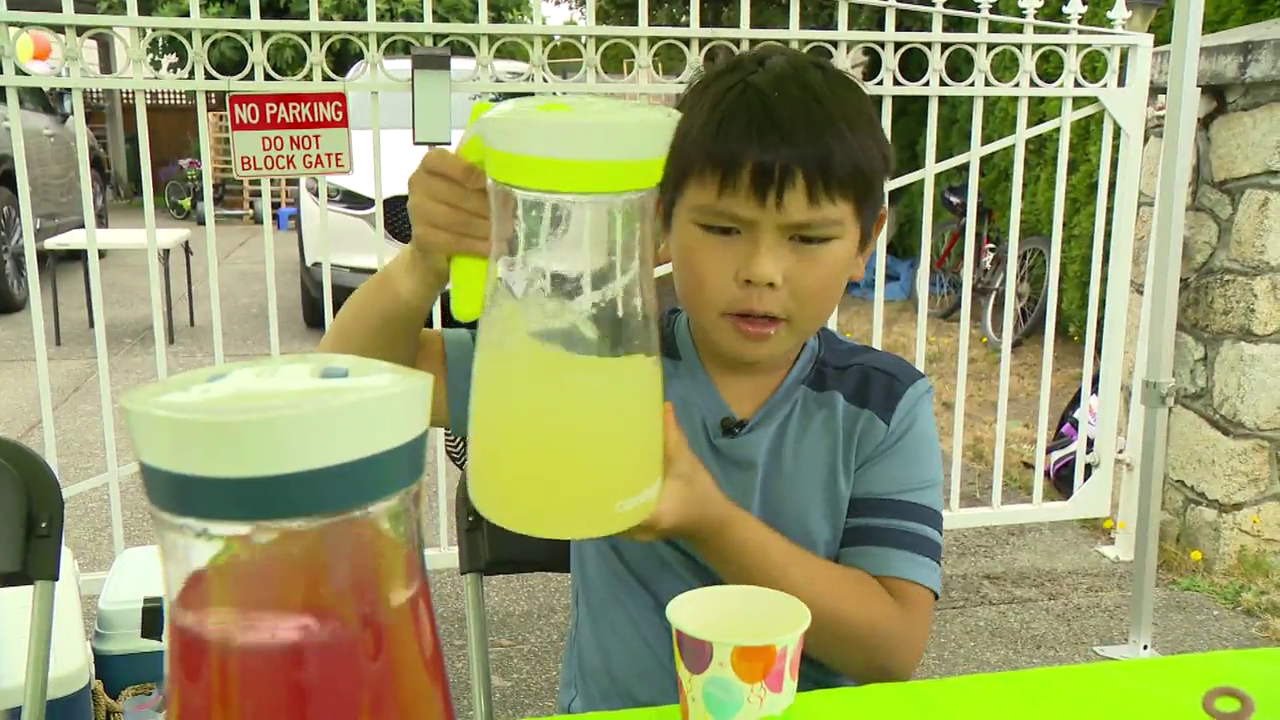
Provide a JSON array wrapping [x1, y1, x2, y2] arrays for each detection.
[[120, 355, 455, 720]]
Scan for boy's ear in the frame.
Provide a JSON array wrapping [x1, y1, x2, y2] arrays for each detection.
[[654, 200, 672, 266], [848, 206, 889, 283]]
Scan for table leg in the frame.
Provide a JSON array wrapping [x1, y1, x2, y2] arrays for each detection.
[[47, 255, 62, 347], [81, 258, 93, 330], [161, 249, 175, 345], [184, 241, 195, 327]]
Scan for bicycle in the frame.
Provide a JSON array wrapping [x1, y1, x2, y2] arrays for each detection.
[[163, 158, 225, 221], [163, 158, 203, 221], [924, 180, 1051, 349]]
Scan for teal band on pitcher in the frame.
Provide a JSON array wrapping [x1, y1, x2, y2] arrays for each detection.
[[139, 431, 427, 522]]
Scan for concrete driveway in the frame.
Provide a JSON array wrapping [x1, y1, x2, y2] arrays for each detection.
[[1, 205, 367, 563]]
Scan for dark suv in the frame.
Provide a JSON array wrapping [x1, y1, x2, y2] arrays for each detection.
[[0, 85, 110, 314]]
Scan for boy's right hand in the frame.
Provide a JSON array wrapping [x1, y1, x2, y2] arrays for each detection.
[[406, 147, 492, 278]]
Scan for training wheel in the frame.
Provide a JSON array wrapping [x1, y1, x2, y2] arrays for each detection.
[[250, 199, 265, 224], [194, 201, 206, 226]]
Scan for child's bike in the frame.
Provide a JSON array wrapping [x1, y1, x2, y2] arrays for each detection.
[[924, 180, 1051, 350], [163, 159, 225, 222], [163, 158, 203, 221]]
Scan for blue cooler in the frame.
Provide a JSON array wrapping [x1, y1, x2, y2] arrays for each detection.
[[0, 546, 93, 720], [91, 545, 166, 699]]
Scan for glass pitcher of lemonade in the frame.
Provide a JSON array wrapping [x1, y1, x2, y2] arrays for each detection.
[[120, 355, 454, 720], [450, 96, 681, 540]]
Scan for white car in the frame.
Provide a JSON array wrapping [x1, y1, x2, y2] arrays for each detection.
[[296, 55, 536, 329]]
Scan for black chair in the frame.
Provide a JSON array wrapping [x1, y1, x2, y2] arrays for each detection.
[[0, 437, 66, 720], [453, 442, 570, 720]]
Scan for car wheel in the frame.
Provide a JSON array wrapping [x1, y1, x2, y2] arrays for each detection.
[[0, 187, 30, 314], [88, 169, 109, 259], [92, 169, 110, 230], [62, 170, 110, 262], [300, 269, 325, 329]]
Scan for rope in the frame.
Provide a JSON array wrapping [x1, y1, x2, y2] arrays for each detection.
[[91, 680, 160, 720]]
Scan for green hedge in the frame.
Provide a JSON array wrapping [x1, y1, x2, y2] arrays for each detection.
[[856, 0, 1278, 340]]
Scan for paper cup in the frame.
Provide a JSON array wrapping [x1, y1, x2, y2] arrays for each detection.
[[666, 585, 812, 720]]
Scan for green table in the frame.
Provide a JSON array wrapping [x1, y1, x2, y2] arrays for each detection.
[[550, 648, 1278, 718]]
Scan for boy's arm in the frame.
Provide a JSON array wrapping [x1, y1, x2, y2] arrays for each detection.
[[689, 379, 943, 684], [318, 249, 465, 430]]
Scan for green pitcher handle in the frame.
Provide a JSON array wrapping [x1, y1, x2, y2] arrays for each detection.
[[448, 101, 495, 323]]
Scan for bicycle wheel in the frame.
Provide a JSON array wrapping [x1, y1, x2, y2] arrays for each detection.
[[164, 180, 192, 221], [981, 234, 1051, 350], [925, 219, 967, 320]]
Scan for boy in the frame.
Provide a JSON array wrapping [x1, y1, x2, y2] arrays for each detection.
[[319, 45, 945, 713]]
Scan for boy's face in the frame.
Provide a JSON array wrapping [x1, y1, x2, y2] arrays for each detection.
[[662, 173, 883, 372]]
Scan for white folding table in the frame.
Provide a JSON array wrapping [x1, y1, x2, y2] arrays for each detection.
[[41, 228, 195, 347]]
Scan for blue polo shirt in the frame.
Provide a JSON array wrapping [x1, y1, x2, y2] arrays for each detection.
[[442, 307, 945, 713]]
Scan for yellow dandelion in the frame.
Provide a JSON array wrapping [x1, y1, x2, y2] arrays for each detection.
[[1102, 518, 1115, 530], [844, 332, 853, 338], [981, 337, 988, 343], [1251, 515, 1261, 525], [1118, 521, 1126, 530], [1189, 550, 1203, 562]]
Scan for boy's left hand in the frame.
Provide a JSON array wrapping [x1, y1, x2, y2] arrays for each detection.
[[627, 403, 733, 542]]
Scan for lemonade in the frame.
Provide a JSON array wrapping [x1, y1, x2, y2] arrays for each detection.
[[467, 289, 664, 540]]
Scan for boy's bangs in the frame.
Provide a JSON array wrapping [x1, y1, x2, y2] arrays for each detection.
[[700, 138, 849, 212], [658, 46, 893, 245], [675, 81, 853, 210]]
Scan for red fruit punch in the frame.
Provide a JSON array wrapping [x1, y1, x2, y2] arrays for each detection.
[[166, 515, 455, 720]]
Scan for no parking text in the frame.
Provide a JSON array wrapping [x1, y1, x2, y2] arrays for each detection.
[[228, 91, 353, 179]]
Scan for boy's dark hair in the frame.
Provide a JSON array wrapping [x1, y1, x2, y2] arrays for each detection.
[[658, 46, 894, 250]]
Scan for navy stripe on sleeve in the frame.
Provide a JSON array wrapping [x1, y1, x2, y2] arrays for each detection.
[[846, 497, 943, 534], [838, 525, 943, 564]]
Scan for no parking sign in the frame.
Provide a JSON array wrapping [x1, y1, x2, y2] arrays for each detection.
[[227, 91, 353, 179]]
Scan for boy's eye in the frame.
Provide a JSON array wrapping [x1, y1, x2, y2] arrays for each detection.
[[696, 223, 738, 237], [794, 235, 835, 245]]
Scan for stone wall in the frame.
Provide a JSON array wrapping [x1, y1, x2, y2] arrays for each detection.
[[1131, 21, 1280, 567]]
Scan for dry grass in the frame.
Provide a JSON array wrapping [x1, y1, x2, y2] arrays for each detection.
[[1160, 544, 1280, 642], [836, 296, 1087, 507]]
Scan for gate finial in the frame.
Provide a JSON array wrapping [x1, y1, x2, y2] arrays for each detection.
[[1016, 0, 1044, 18], [1063, 0, 1088, 22], [1106, 0, 1134, 29]]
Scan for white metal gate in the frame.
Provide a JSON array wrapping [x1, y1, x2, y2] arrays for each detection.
[[0, 0, 1153, 595]]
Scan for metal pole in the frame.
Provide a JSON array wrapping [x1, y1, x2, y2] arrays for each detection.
[[1094, 0, 1204, 661], [21, 581, 57, 720], [464, 574, 495, 720]]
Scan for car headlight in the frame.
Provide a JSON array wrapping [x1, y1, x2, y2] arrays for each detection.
[[304, 177, 375, 212]]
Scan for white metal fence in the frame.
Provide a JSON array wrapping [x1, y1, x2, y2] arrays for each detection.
[[0, 0, 1153, 595]]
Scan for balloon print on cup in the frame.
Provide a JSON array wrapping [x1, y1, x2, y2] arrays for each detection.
[[676, 630, 714, 675], [702, 676, 746, 720], [788, 639, 803, 683], [763, 647, 788, 694], [730, 645, 776, 686]]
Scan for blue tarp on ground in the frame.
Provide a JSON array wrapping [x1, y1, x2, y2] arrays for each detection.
[[846, 252, 918, 302]]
